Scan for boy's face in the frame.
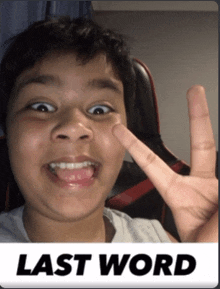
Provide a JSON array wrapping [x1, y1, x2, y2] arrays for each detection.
[[6, 52, 127, 222]]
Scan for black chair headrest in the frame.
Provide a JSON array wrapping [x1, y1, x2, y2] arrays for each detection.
[[130, 58, 178, 164], [130, 58, 160, 143]]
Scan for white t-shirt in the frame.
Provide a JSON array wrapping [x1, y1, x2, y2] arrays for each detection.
[[0, 206, 171, 242]]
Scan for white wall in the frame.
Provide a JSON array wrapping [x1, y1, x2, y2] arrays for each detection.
[[92, 1, 218, 12], [94, 11, 218, 165]]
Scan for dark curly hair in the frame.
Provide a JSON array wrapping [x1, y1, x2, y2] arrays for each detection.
[[0, 16, 135, 211], [0, 16, 135, 133]]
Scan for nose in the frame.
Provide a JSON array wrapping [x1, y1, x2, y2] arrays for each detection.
[[51, 109, 93, 143]]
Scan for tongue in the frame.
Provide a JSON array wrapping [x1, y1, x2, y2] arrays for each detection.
[[55, 167, 94, 183]]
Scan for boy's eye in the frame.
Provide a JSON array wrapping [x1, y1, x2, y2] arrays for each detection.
[[88, 105, 112, 115], [29, 102, 56, 112]]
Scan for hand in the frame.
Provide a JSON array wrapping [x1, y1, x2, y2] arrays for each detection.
[[113, 85, 218, 242]]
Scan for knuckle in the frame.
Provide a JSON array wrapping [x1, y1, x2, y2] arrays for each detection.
[[191, 170, 215, 178], [142, 152, 157, 169], [126, 138, 138, 151], [189, 112, 209, 120], [192, 141, 215, 151]]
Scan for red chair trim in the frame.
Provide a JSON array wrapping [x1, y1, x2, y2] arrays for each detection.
[[106, 161, 185, 210]]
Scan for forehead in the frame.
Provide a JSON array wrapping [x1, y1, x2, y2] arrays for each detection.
[[14, 52, 122, 92]]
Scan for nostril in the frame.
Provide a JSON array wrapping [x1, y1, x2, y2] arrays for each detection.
[[80, 135, 89, 140], [57, 134, 69, 139], [55, 134, 90, 140]]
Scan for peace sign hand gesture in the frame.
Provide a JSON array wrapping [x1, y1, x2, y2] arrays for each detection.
[[113, 85, 218, 242]]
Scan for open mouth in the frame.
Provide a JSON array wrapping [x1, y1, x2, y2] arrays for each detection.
[[46, 160, 100, 187]]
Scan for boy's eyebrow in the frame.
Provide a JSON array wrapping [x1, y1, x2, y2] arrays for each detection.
[[15, 74, 62, 95], [15, 75, 122, 95], [86, 78, 122, 94]]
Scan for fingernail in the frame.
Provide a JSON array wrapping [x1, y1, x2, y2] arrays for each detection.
[[186, 85, 205, 99], [187, 85, 209, 116], [112, 123, 122, 137]]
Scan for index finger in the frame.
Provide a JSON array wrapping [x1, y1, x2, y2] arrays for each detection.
[[112, 124, 177, 196], [187, 85, 216, 178]]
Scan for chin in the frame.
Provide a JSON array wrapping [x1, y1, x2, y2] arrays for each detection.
[[38, 193, 105, 223]]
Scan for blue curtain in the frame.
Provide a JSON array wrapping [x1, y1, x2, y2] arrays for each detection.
[[0, 0, 92, 136]]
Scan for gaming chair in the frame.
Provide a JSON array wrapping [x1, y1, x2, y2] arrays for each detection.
[[106, 58, 191, 241]]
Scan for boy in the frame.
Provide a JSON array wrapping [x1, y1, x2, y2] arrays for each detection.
[[0, 17, 218, 242]]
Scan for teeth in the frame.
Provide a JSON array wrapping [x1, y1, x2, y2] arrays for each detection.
[[49, 161, 95, 170], [50, 163, 56, 169], [60, 163, 66, 169]]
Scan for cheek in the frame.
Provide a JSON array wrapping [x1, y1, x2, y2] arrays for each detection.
[[94, 115, 126, 162], [7, 118, 49, 166]]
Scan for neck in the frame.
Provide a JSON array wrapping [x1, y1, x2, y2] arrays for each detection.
[[23, 205, 108, 242]]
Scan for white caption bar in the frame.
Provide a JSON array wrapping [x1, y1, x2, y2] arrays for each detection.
[[0, 243, 218, 288]]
